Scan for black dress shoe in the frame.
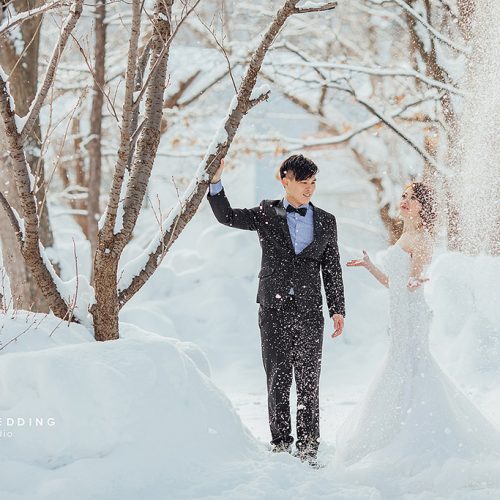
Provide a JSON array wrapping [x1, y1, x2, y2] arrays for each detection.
[[271, 442, 292, 454], [294, 443, 321, 467], [294, 451, 325, 469]]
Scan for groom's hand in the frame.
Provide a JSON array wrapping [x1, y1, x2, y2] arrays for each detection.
[[331, 314, 344, 338], [211, 158, 225, 184]]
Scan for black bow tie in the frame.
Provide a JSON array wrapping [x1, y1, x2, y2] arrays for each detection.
[[286, 204, 307, 216]]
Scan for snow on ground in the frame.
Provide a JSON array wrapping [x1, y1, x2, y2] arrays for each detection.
[[0, 316, 261, 500]]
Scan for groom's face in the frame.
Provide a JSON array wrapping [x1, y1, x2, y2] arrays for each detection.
[[281, 172, 316, 206]]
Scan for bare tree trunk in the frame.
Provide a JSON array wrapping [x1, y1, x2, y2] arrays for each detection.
[[0, 0, 53, 312], [60, 117, 89, 236], [86, 0, 106, 269], [0, 0, 83, 319], [91, 0, 172, 341], [0, 81, 70, 318]]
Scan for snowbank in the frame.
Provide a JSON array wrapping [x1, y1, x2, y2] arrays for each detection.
[[428, 252, 500, 390], [0, 315, 259, 499]]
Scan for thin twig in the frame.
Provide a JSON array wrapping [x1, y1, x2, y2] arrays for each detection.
[[68, 238, 79, 324], [195, 13, 238, 93]]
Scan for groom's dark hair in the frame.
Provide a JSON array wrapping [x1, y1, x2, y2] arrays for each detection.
[[279, 154, 318, 181]]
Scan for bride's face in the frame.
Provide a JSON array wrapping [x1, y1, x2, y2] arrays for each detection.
[[399, 186, 422, 221]]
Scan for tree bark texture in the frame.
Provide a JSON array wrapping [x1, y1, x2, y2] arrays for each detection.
[[0, 0, 54, 312], [92, 0, 172, 341], [0, 0, 83, 318], [86, 0, 106, 267]]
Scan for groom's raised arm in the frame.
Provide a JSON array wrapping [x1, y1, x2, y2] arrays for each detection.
[[321, 217, 345, 317], [207, 181, 263, 231]]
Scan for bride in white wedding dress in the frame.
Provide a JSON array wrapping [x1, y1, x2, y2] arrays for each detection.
[[336, 183, 500, 473]]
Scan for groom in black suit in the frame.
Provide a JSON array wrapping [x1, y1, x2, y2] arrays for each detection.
[[207, 154, 345, 464]]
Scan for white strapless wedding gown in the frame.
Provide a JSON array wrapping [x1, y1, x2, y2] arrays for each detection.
[[336, 245, 500, 471]]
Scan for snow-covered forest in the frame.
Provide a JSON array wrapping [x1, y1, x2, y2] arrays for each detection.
[[0, 0, 499, 498]]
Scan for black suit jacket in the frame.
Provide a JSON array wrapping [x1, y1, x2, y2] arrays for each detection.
[[207, 188, 345, 317]]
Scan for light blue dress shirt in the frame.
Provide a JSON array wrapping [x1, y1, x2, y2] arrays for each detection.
[[281, 197, 314, 255], [209, 181, 314, 295], [209, 180, 224, 196]]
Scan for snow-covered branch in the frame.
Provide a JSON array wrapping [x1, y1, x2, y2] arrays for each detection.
[[20, 0, 84, 143], [293, 1, 337, 14], [98, 0, 141, 245], [248, 84, 272, 109], [249, 94, 440, 153], [0, 0, 67, 37], [131, 0, 202, 111], [266, 34, 452, 175], [0, 69, 70, 319], [365, 0, 468, 53], [271, 42, 463, 95]]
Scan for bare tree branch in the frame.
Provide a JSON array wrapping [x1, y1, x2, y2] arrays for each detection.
[[195, 13, 238, 93], [19, 0, 84, 143], [163, 70, 201, 108], [0, 74, 70, 319], [131, 0, 203, 111], [268, 95, 441, 152], [261, 70, 341, 133], [176, 65, 235, 108], [70, 32, 119, 123], [266, 34, 452, 174], [248, 89, 271, 109], [0, 0, 67, 37], [365, 0, 468, 53], [272, 41, 463, 95], [293, 1, 337, 14], [336, 80, 452, 174], [98, 0, 142, 244]]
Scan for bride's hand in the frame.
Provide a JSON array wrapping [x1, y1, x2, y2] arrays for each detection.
[[407, 276, 429, 291], [346, 250, 372, 269]]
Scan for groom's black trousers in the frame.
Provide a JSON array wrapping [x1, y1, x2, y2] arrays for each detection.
[[258, 297, 324, 451]]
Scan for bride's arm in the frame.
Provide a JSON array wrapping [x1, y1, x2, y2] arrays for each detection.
[[346, 250, 389, 288], [407, 238, 432, 291]]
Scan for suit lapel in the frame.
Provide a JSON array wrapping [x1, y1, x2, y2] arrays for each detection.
[[298, 204, 325, 258], [273, 201, 294, 251]]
